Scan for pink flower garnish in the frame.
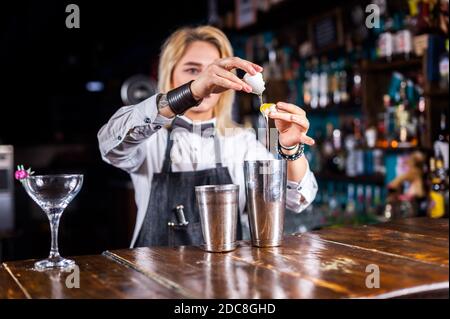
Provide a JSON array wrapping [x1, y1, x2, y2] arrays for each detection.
[[15, 165, 34, 181]]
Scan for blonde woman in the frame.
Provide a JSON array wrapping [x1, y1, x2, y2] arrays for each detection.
[[98, 26, 318, 248]]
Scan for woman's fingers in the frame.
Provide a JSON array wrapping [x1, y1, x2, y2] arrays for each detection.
[[276, 102, 306, 115], [212, 74, 243, 91], [214, 67, 253, 92], [268, 111, 315, 145], [268, 112, 310, 130], [250, 62, 264, 72], [300, 134, 315, 146], [216, 57, 262, 75]]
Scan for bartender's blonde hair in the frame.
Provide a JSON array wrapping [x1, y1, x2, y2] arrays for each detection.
[[158, 25, 238, 134]]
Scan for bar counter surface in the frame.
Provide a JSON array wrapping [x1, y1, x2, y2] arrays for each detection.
[[1, 217, 448, 299]]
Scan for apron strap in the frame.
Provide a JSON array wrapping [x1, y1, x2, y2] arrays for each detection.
[[161, 131, 175, 173], [162, 128, 223, 173]]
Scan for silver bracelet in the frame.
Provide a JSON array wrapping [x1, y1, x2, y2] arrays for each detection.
[[277, 141, 304, 161], [278, 141, 298, 151]]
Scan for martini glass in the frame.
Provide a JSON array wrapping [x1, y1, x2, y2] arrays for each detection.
[[21, 174, 83, 270]]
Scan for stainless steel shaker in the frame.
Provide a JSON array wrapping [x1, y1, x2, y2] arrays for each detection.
[[195, 184, 239, 252], [244, 159, 287, 247]]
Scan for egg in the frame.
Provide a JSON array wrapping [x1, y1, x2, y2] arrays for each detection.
[[243, 72, 266, 95], [260, 103, 277, 116]]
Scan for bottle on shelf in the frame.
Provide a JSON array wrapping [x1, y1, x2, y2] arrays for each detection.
[[417, 96, 428, 147], [303, 59, 312, 107], [330, 61, 341, 105], [365, 185, 377, 216], [394, 28, 414, 60], [434, 112, 449, 170], [338, 58, 350, 104], [344, 119, 358, 177], [377, 12, 395, 61], [331, 127, 346, 174], [353, 118, 365, 175], [373, 185, 383, 216], [321, 123, 335, 172], [427, 156, 448, 218], [350, 48, 363, 105], [319, 57, 329, 108], [439, 39, 449, 90], [356, 184, 365, 217], [345, 184, 357, 219], [310, 58, 320, 109], [376, 98, 390, 148]]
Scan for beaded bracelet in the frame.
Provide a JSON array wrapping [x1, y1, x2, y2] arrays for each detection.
[[277, 141, 305, 161]]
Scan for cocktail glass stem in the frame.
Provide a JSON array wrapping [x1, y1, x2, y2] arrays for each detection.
[[47, 208, 63, 260]]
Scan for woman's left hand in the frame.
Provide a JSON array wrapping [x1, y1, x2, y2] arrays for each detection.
[[268, 102, 315, 147]]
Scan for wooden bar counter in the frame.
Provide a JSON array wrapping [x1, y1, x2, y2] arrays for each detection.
[[1, 218, 448, 299]]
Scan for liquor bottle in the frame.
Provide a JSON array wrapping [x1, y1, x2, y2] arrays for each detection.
[[321, 123, 335, 172], [338, 58, 350, 104], [383, 93, 398, 147], [373, 186, 382, 216], [435, 152, 447, 186], [377, 14, 395, 61], [416, 0, 432, 34], [376, 99, 389, 148], [395, 103, 412, 147], [417, 96, 427, 147], [439, 39, 449, 90], [351, 50, 363, 105], [365, 185, 376, 216], [345, 184, 357, 220], [330, 61, 341, 105], [353, 118, 365, 175], [396, 29, 413, 59], [427, 157, 448, 218], [303, 59, 312, 107], [319, 57, 329, 108], [434, 112, 449, 170], [344, 119, 357, 177], [434, 114, 448, 189], [338, 182, 348, 217], [332, 128, 346, 173], [394, 10, 414, 60], [356, 184, 365, 216], [395, 80, 410, 147], [310, 58, 320, 109]]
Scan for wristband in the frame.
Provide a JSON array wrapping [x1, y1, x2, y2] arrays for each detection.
[[166, 80, 203, 115]]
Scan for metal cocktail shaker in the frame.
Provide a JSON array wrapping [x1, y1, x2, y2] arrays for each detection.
[[244, 159, 287, 247], [195, 184, 239, 252]]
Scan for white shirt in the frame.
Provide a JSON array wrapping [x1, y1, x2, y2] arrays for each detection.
[[97, 94, 318, 247]]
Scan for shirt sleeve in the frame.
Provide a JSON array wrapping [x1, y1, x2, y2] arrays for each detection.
[[97, 94, 173, 173], [286, 160, 319, 213]]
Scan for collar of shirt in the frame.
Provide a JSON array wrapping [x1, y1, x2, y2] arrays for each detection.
[[171, 115, 217, 137]]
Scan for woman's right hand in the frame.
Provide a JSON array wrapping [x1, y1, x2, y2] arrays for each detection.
[[190, 57, 263, 100]]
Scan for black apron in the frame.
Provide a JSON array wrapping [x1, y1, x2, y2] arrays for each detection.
[[135, 127, 242, 247]]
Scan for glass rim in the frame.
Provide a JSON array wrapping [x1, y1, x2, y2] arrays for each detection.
[[244, 159, 285, 163], [26, 174, 84, 179], [195, 184, 239, 192]]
